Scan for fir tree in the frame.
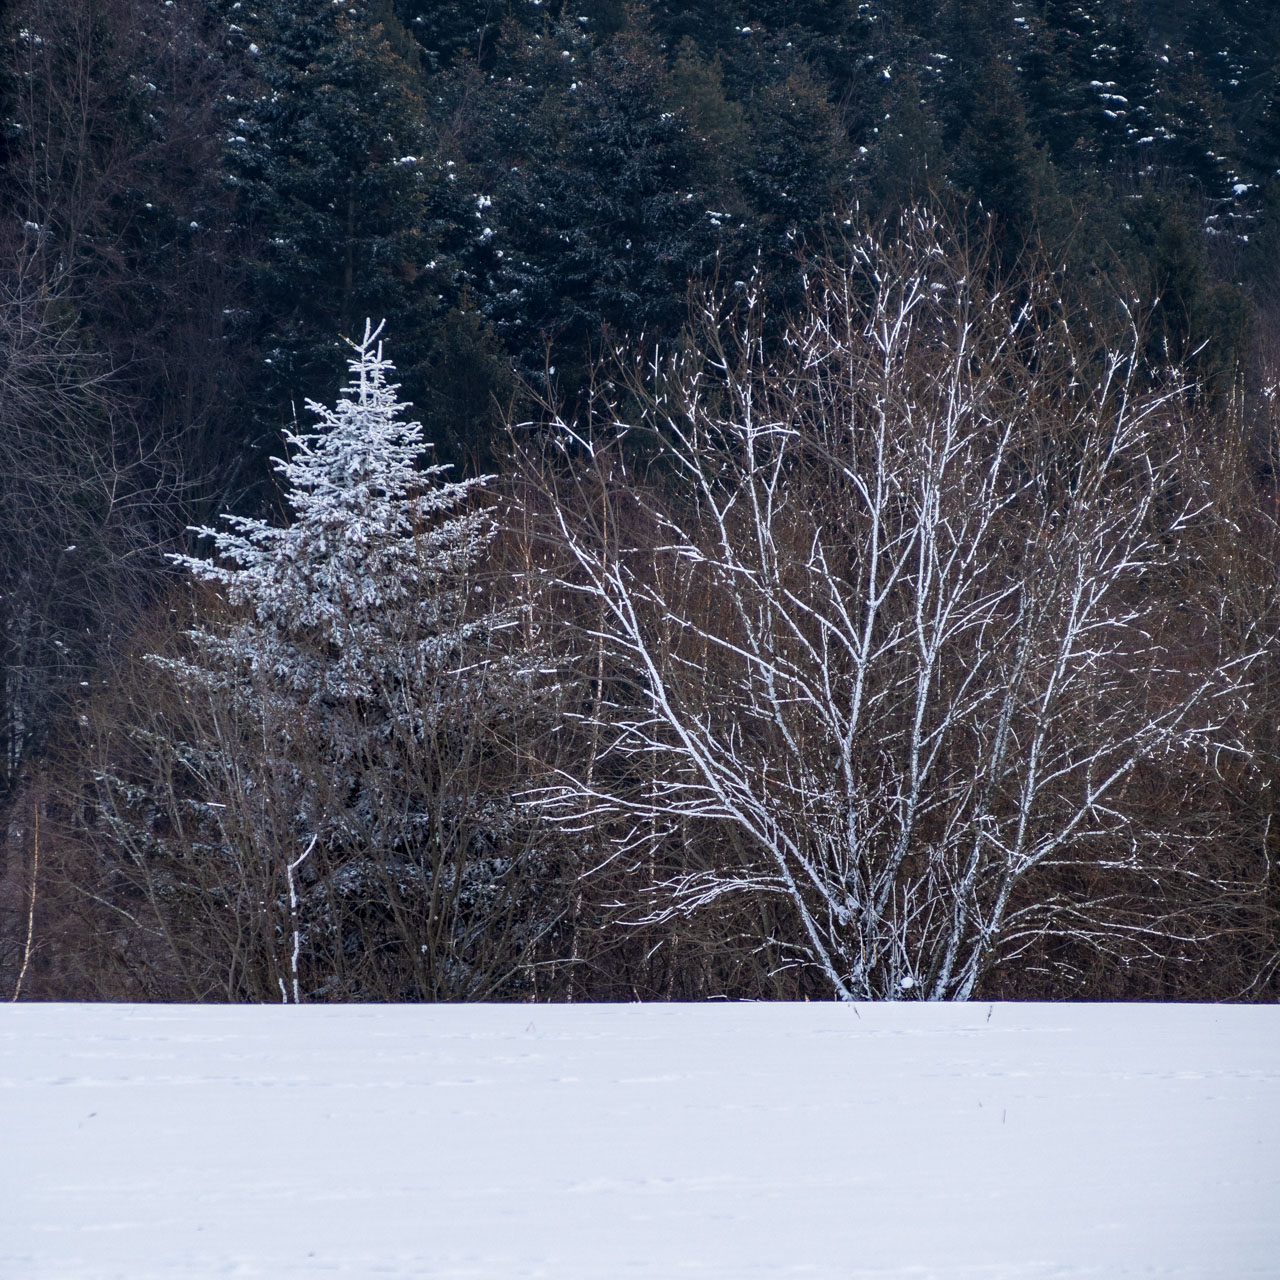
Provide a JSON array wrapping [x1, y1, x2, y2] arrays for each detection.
[[739, 63, 850, 251], [226, 3, 431, 455], [176, 320, 494, 706], [475, 17, 721, 387], [153, 322, 552, 1000]]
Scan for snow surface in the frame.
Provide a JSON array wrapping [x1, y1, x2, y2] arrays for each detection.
[[2, 1001, 1277, 1279]]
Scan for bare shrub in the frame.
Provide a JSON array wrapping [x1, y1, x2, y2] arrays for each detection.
[[524, 210, 1265, 1001]]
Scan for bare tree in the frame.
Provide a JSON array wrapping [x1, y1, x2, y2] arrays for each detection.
[[527, 210, 1261, 1001], [1, 0, 239, 994], [0, 254, 173, 999], [0, 266, 170, 777]]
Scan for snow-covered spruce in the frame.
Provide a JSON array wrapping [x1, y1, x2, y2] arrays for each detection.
[[141, 321, 553, 1002], [175, 319, 493, 708]]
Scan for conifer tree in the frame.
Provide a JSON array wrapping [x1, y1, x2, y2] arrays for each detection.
[[176, 321, 493, 706], [227, 2, 431, 453], [121, 323, 558, 1001], [739, 64, 849, 252], [474, 17, 721, 387]]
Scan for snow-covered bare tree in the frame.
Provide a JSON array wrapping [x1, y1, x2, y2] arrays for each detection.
[[529, 211, 1260, 1002], [92, 321, 562, 1000]]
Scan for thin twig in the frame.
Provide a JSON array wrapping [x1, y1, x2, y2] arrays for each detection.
[[12, 801, 40, 1002]]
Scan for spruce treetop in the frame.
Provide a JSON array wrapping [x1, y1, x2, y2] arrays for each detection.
[[175, 320, 493, 701]]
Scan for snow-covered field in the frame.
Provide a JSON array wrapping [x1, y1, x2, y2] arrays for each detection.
[[1, 1002, 1276, 1279]]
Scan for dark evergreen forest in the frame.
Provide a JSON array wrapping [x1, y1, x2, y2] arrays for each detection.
[[3, 0, 1279, 1002]]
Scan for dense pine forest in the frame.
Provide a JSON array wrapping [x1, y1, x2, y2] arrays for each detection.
[[3, 0, 1280, 1002]]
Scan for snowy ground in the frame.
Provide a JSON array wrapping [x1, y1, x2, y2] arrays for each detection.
[[1, 1002, 1276, 1279]]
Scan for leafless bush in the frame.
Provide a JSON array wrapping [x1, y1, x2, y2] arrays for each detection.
[[523, 209, 1267, 1001]]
